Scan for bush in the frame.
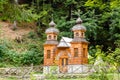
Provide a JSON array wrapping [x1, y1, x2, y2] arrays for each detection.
[[0, 45, 8, 61], [20, 43, 43, 65], [89, 73, 99, 79], [0, 41, 43, 66], [4, 50, 21, 66], [21, 50, 43, 65], [27, 31, 38, 39], [0, 37, 43, 66], [0, 2, 39, 22]]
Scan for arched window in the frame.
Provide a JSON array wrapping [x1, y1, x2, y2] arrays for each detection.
[[48, 35, 51, 39], [74, 48, 78, 57], [75, 32, 79, 37], [54, 35, 56, 39], [83, 48, 86, 57], [81, 32, 84, 37], [47, 50, 51, 59]]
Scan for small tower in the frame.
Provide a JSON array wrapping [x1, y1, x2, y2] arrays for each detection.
[[72, 17, 86, 39], [43, 20, 59, 73], [70, 17, 88, 65], [45, 21, 59, 42]]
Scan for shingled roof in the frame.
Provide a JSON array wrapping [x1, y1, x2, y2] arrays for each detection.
[[44, 40, 58, 45], [45, 21, 59, 34], [71, 37, 88, 43], [72, 17, 86, 31], [57, 37, 73, 47]]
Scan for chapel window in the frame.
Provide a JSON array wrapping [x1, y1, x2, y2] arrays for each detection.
[[74, 48, 78, 57], [83, 48, 86, 57], [75, 32, 79, 37], [54, 35, 56, 39], [47, 50, 51, 59], [81, 32, 84, 37], [48, 35, 51, 39]]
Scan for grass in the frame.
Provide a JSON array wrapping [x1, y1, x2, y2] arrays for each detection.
[[45, 73, 120, 80], [0, 73, 119, 80], [0, 77, 17, 80]]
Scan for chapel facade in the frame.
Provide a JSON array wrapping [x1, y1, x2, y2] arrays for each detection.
[[43, 17, 89, 73]]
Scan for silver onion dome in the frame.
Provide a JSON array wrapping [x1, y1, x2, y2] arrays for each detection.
[[45, 20, 59, 34], [72, 17, 86, 31]]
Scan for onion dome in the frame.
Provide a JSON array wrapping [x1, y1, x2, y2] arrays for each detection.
[[49, 20, 56, 27], [72, 17, 86, 31], [45, 20, 59, 34]]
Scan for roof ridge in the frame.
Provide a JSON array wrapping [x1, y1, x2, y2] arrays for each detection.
[[62, 37, 70, 47], [62, 36, 72, 39]]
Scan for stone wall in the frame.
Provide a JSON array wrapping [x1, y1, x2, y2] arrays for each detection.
[[44, 65, 89, 74], [67, 65, 89, 73], [43, 66, 59, 74]]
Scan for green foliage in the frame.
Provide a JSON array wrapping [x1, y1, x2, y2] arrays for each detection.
[[0, 45, 8, 60], [89, 72, 109, 80], [85, 0, 103, 8], [107, 48, 120, 70], [21, 50, 43, 65], [0, 0, 120, 71], [27, 31, 38, 39], [0, 0, 8, 12], [56, 17, 75, 38], [4, 50, 21, 65], [0, 2, 39, 22], [110, 0, 120, 9], [0, 38, 43, 67], [112, 48, 120, 64], [46, 73, 57, 80], [30, 72, 36, 80], [114, 40, 120, 48], [88, 45, 104, 64], [0, 0, 120, 52]]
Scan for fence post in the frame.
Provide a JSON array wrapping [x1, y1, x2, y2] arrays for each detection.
[[31, 63, 33, 72]]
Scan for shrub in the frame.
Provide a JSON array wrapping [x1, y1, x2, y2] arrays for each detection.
[[21, 43, 43, 66], [0, 2, 39, 22], [21, 50, 43, 65], [4, 50, 21, 66], [0, 38, 43, 66], [27, 31, 38, 39], [0, 45, 8, 61]]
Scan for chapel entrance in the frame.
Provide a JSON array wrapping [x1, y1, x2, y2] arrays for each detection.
[[59, 58, 68, 73]]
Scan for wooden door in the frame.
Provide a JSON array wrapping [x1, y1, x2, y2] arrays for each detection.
[[59, 58, 68, 73]]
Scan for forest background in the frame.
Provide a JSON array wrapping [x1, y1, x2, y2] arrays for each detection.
[[0, 0, 120, 72]]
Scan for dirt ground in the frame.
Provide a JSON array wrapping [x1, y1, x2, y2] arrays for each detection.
[[0, 21, 33, 40]]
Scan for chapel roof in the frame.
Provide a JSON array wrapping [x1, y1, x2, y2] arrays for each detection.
[[71, 37, 88, 43], [57, 37, 73, 47], [44, 40, 58, 45], [72, 17, 86, 31]]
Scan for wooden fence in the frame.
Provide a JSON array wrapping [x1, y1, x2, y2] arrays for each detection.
[[0, 64, 43, 79], [0, 64, 119, 80]]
